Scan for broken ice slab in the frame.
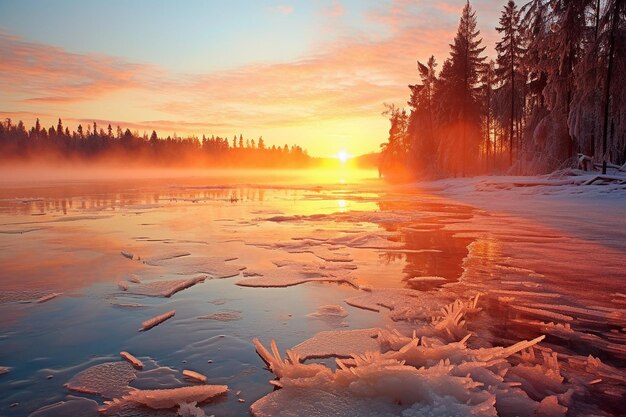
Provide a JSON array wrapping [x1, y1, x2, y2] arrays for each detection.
[[237, 259, 357, 288], [127, 276, 206, 298], [249, 238, 354, 262], [102, 384, 228, 410], [145, 256, 246, 278], [182, 369, 207, 383], [345, 288, 421, 313], [65, 361, 136, 398], [177, 402, 209, 416], [120, 351, 144, 369], [408, 276, 447, 289], [490, 289, 561, 299], [306, 305, 349, 327], [29, 396, 100, 417], [198, 311, 242, 321], [291, 328, 381, 360], [120, 251, 135, 260], [140, 310, 176, 331], [250, 386, 404, 417], [237, 273, 356, 288], [509, 304, 574, 322], [306, 305, 348, 319], [0, 227, 45, 234], [36, 292, 63, 303], [141, 251, 191, 265], [128, 274, 142, 283]]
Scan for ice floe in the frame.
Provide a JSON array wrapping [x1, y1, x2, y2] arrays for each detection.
[[127, 276, 206, 297], [35, 292, 62, 303], [29, 396, 100, 417], [140, 310, 176, 331], [198, 311, 242, 321], [120, 351, 144, 369], [141, 251, 191, 265], [146, 256, 246, 278], [291, 328, 380, 360], [177, 401, 211, 417], [102, 385, 228, 411], [306, 305, 348, 326], [182, 369, 207, 383], [237, 259, 357, 288], [65, 361, 136, 398]]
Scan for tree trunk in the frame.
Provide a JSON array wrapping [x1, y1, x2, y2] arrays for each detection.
[[510, 28, 515, 168], [602, 0, 621, 174]]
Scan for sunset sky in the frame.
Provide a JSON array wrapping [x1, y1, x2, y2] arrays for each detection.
[[0, 0, 501, 157]]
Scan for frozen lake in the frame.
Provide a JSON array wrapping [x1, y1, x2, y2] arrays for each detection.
[[0, 171, 624, 416]]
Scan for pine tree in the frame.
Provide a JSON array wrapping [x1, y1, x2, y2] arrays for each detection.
[[496, 0, 525, 167], [407, 56, 438, 174], [600, 0, 624, 173], [480, 60, 496, 167], [446, 1, 486, 176]]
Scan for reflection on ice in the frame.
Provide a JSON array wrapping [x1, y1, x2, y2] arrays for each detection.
[[0, 175, 625, 416]]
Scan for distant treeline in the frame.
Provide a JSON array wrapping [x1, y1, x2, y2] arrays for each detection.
[[380, 0, 626, 179], [0, 118, 312, 168]]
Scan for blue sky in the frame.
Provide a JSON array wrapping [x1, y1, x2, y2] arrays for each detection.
[[0, 0, 503, 156]]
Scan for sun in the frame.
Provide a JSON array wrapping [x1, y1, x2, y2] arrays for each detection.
[[336, 150, 350, 163]]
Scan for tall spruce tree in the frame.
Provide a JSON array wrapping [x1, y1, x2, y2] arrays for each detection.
[[407, 56, 438, 174], [480, 60, 497, 167], [496, 0, 525, 167], [447, 1, 486, 176], [600, 0, 624, 173]]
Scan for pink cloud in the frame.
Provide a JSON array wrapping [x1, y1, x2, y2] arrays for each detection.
[[0, 32, 155, 104], [323, 0, 345, 17], [269, 4, 294, 15]]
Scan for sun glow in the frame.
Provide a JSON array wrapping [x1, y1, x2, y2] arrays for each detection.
[[337, 150, 350, 163]]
